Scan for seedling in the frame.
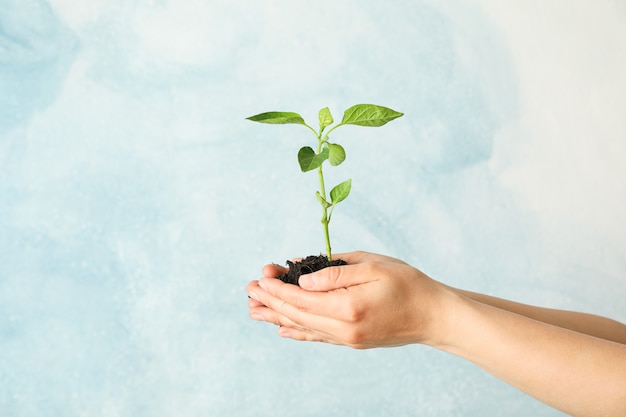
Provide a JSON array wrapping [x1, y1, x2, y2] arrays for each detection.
[[246, 104, 403, 262]]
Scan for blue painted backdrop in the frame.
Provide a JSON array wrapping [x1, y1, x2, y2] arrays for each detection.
[[1, 1, 624, 416]]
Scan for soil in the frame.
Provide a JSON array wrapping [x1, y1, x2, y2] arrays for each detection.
[[277, 254, 347, 286]]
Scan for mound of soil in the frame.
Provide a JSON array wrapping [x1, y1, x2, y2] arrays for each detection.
[[278, 254, 347, 286]]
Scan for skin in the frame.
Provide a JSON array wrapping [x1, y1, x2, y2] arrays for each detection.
[[247, 251, 626, 417]]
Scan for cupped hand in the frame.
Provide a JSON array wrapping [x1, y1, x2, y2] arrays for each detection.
[[247, 251, 452, 349]]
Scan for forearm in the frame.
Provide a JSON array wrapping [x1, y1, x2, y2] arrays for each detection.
[[453, 288, 626, 344], [433, 293, 626, 417]]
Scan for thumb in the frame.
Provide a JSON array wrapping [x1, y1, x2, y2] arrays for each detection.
[[299, 263, 373, 291]]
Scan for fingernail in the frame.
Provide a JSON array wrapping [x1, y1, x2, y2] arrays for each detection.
[[278, 327, 292, 338], [249, 291, 260, 301], [258, 279, 268, 291], [299, 274, 315, 290]]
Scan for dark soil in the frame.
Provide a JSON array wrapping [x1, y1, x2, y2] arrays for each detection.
[[277, 254, 347, 286]]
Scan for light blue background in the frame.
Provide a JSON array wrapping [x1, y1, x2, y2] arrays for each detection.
[[1, 1, 625, 416]]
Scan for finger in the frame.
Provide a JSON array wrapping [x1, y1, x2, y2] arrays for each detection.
[[255, 276, 374, 325], [249, 292, 342, 336], [277, 325, 376, 349], [247, 280, 266, 304], [254, 278, 321, 315], [251, 293, 371, 348], [251, 277, 366, 332], [256, 276, 341, 314], [262, 263, 288, 278], [248, 296, 264, 308], [278, 326, 343, 345], [248, 281, 301, 327], [249, 304, 302, 328], [298, 262, 380, 291], [331, 251, 406, 266]]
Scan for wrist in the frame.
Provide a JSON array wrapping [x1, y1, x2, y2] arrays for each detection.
[[419, 285, 472, 350]]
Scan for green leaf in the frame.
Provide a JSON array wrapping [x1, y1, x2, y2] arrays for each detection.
[[330, 179, 352, 204], [298, 146, 329, 172], [318, 107, 333, 131], [341, 104, 403, 127], [246, 111, 305, 125], [316, 191, 331, 209], [327, 143, 346, 166]]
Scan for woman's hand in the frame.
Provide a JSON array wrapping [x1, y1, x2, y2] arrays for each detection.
[[248, 251, 626, 416], [247, 251, 455, 349]]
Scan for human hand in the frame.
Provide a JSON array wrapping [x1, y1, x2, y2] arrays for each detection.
[[247, 251, 453, 349], [249, 252, 626, 416]]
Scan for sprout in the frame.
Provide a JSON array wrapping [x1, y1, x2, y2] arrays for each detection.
[[247, 104, 403, 261]]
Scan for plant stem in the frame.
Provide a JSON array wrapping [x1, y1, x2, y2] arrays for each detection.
[[318, 166, 332, 261], [316, 133, 332, 261]]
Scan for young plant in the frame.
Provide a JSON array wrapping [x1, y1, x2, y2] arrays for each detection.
[[246, 104, 403, 262]]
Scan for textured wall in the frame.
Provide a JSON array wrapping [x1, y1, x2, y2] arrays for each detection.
[[1, 1, 624, 416]]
